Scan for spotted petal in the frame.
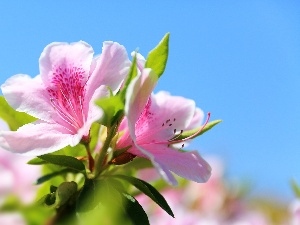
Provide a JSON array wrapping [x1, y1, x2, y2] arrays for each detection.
[[39, 41, 93, 86], [135, 91, 196, 144]]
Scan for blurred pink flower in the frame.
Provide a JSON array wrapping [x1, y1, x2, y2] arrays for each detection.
[[0, 119, 40, 204], [0, 213, 25, 225], [117, 66, 211, 185], [289, 199, 300, 225], [137, 156, 272, 225], [0, 41, 130, 156]]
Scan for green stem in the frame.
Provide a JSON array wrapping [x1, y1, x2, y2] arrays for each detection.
[[94, 123, 118, 177]]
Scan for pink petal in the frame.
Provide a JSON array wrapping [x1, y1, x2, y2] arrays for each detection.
[[136, 91, 196, 144], [0, 121, 77, 156], [81, 85, 106, 136], [86, 41, 130, 101], [1, 74, 54, 123], [155, 149, 211, 183], [39, 41, 94, 86], [186, 107, 205, 130], [125, 68, 158, 142], [130, 145, 211, 185], [131, 52, 146, 72]]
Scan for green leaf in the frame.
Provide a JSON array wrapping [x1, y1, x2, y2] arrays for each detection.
[[122, 193, 150, 225], [76, 179, 98, 212], [27, 157, 48, 165], [145, 33, 170, 78], [174, 119, 222, 141], [0, 96, 36, 131], [38, 154, 85, 172], [291, 180, 300, 198], [95, 95, 124, 127], [36, 168, 74, 185], [77, 179, 134, 225], [113, 175, 174, 217], [120, 53, 138, 100], [55, 143, 86, 158]]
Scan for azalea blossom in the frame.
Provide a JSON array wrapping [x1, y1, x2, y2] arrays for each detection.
[[0, 213, 26, 225], [289, 199, 300, 225], [0, 119, 40, 204], [116, 66, 211, 185], [0, 41, 130, 156]]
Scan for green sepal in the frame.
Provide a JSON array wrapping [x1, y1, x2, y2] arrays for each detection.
[[291, 180, 300, 198], [38, 154, 86, 173], [0, 96, 36, 130], [145, 33, 170, 78], [113, 174, 174, 217], [120, 52, 138, 101], [174, 119, 222, 141]]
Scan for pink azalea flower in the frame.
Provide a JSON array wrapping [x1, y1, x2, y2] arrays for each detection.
[[117, 67, 211, 185], [0, 119, 40, 204], [0, 41, 130, 156], [289, 199, 300, 225], [0, 213, 26, 225]]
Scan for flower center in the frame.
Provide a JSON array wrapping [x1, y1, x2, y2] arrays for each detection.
[[47, 65, 88, 133]]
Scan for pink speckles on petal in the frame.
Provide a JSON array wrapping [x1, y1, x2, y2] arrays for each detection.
[[47, 64, 88, 133], [135, 97, 155, 136], [0, 40, 131, 156]]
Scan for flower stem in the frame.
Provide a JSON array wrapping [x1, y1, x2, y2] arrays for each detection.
[[94, 123, 118, 177], [84, 143, 94, 172]]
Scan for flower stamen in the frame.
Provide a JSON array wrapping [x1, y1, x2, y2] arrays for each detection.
[[169, 112, 211, 144]]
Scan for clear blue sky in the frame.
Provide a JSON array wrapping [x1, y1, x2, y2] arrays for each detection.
[[0, 1, 300, 199]]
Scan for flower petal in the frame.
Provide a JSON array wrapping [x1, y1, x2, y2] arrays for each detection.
[[136, 91, 196, 144], [151, 146, 211, 183], [39, 41, 94, 86], [125, 68, 158, 142], [186, 107, 205, 130], [131, 52, 146, 72], [86, 41, 130, 101], [80, 85, 106, 137], [155, 149, 212, 183], [0, 121, 77, 156], [1, 74, 55, 122], [129, 145, 211, 185]]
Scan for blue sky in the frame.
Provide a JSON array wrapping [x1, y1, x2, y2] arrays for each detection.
[[0, 1, 300, 199]]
